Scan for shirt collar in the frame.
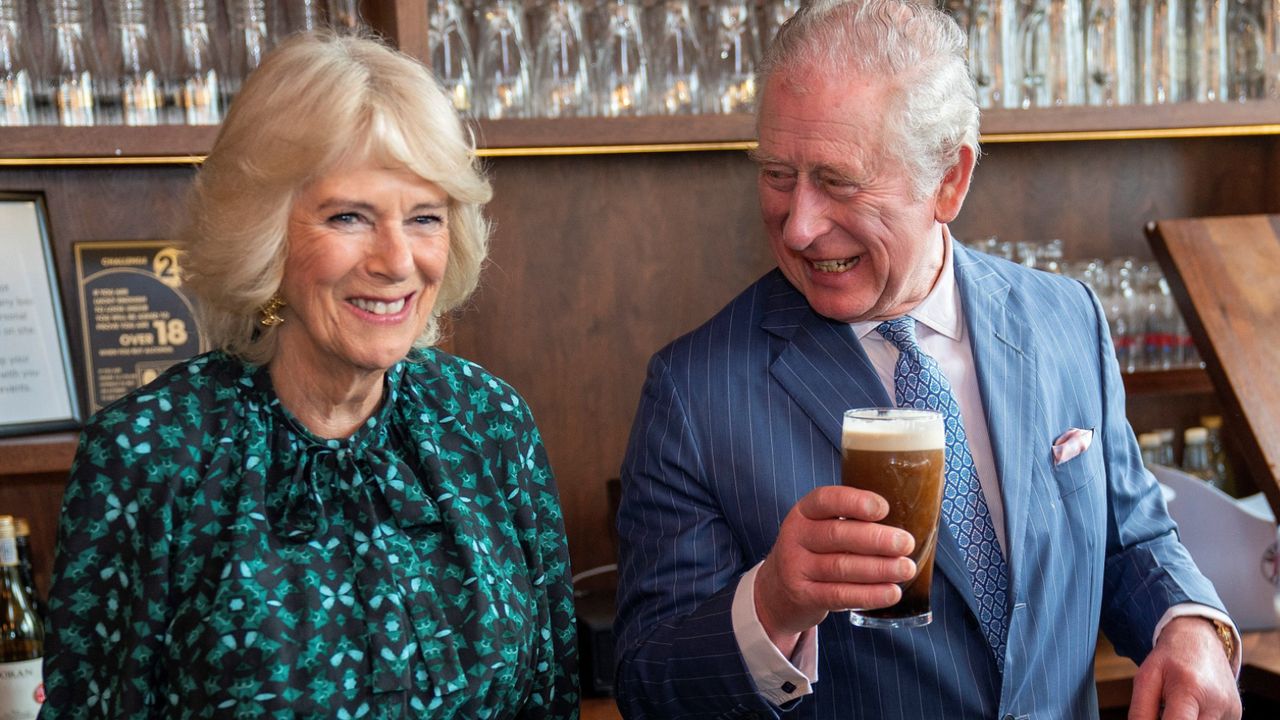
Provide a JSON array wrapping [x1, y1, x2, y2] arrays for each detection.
[[850, 228, 962, 342]]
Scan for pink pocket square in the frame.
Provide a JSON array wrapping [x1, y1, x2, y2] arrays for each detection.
[[1052, 427, 1094, 466]]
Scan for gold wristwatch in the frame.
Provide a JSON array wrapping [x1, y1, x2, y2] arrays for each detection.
[[1210, 619, 1235, 662]]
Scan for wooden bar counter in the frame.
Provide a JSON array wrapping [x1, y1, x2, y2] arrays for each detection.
[[584, 629, 1280, 719]]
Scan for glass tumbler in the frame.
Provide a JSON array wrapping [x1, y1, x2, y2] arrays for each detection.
[[45, 0, 100, 125], [1085, 0, 1134, 105], [475, 0, 531, 118], [1136, 0, 1186, 103], [707, 0, 757, 113], [1017, 0, 1085, 107], [1188, 0, 1229, 101], [593, 0, 649, 116], [967, 0, 1019, 108], [0, 0, 37, 125], [107, 0, 164, 124], [429, 0, 475, 113], [226, 0, 272, 103], [532, 0, 590, 117], [649, 0, 702, 114], [168, 0, 222, 124]]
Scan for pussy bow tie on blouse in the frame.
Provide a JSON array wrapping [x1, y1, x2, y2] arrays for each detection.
[[270, 419, 468, 702]]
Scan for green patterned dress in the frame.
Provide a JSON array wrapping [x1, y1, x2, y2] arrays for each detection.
[[42, 350, 579, 719]]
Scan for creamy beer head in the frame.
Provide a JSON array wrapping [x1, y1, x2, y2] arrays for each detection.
[[842, 408, 944, 452]]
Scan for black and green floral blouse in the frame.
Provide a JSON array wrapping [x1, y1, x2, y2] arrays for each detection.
[[42, 350, 579, 719]]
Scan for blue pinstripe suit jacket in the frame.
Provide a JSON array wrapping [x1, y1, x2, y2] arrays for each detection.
[[614, 245, 1225, 719]]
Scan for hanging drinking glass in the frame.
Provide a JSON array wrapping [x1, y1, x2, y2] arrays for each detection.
[[649, 0, 702, 114], [475, 0, 531, 118], [45, 0, 99, 125], [1017, 0, 1085, 107], [226, 0, 271, 104], [1136, 0, 1186, 103], [1188, 0, 1229, 101], [1228, 0, 1265, 99], [0, 0, 36, 125], [532, 0, 590, 117], [429, 0, 475, 113], [1085, 0, 1134, 105], [593, 0, 648, 116], [107, 0, 164, 124], [707, 0, 756, 113], [169, 0, 222, 124]]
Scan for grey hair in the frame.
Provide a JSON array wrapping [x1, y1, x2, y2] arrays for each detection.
[[179, 30, 493, 365], [757, 0, 980, 198]]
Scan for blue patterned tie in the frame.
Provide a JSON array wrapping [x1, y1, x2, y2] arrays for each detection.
[[876, 316, 1009, 671]]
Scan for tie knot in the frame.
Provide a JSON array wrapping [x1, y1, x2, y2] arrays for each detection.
[[875, 316, 919, 354]]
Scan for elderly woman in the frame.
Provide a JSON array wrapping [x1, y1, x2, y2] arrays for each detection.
[[42, 32, 578, 718]]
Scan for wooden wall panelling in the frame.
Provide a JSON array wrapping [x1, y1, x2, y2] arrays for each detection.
[[953, 136, 1277, 260], [448, 149, 771, 575], [361, 0, 428, 62]]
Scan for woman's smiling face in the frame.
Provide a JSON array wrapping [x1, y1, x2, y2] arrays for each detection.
[[275, 156, 451, 376]]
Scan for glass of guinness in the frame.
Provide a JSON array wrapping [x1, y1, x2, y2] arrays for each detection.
[[842, 407, 946, 629]]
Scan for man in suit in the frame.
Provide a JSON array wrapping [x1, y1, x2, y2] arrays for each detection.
[[613, 0, 1241, 717]]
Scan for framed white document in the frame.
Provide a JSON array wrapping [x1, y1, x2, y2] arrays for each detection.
[[0, 193, 80, 436]]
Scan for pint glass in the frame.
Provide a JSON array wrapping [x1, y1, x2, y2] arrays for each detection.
[[841, 408, 945, 628]]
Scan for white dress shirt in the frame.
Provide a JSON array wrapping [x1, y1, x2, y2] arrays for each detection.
[[730, 232, 1240, 706]]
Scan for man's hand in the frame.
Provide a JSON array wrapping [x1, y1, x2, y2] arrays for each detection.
[[754, 486, 916, 655], [1128, 616, 1241, 720]]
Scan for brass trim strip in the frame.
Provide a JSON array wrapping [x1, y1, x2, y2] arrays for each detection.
[[3, 123, 1279, 165], [476, 140, 757, 157], [0, 155, 206, 167], [981, 124, 1280, 143]]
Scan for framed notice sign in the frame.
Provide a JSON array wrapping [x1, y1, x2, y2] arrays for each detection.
[[74, 241, 208, 413], [0, 193, 80, 437]]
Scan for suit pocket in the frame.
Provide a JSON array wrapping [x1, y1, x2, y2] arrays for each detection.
[[1050, 442, 1102, 498]]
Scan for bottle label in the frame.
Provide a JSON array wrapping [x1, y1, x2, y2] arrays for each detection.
[[0, 538, 16, 567], [0, 658, 44, 719]]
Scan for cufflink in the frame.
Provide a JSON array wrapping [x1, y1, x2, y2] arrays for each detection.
[[781, 682, 796, 693]]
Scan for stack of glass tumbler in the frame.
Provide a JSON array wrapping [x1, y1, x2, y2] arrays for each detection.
[[970, 237, 1201, 372], [0, 0, 361, 125]]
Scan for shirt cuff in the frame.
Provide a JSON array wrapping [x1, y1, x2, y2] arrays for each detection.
[[731, 561, 818, 706], [1153, 603, 1242, 675]]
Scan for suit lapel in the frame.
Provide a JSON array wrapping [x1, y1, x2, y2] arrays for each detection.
[[761, 276, 891, 451], [954, 246, 1039, 606]]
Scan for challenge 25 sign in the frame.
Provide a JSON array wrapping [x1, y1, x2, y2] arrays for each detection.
[[75, 241, 208, 413]]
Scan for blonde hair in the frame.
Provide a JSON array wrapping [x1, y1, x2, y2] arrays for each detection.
[[180, 31, 493, 364]]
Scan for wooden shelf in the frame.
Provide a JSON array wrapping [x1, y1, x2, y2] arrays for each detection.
[[3, 101, 1280, 163], [1121, 367, 1215, 397], [0, 432, 78, 478]]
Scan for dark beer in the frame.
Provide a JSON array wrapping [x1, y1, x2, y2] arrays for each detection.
[[841, 409, 945, 627]]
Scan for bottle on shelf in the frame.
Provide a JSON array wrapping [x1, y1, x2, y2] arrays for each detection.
[[1138, 431, 1163, 467], [1199, 414, 1236, 496], [0, 515, 44, 719], [168, 0, 223, 125], [1154, 427, 1176, 466], [11, 519, 44, 624], [107, 0, 164, 126], [1181, 426, 1222, 490]]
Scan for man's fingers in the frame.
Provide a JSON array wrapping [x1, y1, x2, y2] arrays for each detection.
[[808, 551, 916, 585], [804, 516, 915, 557], [805, 580, 902, 612], [798, 485, 890, 522], [1127, 666, 1163, 720]]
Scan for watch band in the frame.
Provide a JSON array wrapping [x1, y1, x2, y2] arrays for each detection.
[[1211, 619, 1235, 663]]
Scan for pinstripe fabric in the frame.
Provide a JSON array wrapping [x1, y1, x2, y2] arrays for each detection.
[[614, 244, 1226, 719]]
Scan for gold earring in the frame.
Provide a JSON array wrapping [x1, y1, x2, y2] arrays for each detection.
[[259, 294, 286, 327]]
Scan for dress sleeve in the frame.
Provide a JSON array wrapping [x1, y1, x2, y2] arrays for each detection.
[[508, 402, 580, 719], [42, 411, 173, 717]]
